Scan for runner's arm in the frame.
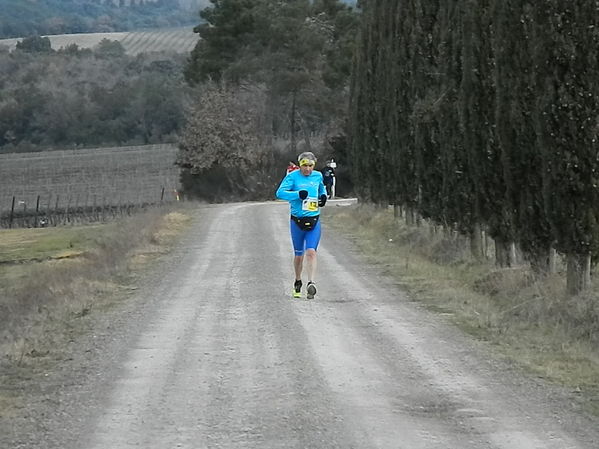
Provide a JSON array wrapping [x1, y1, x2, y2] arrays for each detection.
[[318, 173, 327, 198], [276, 174, 303, 201]]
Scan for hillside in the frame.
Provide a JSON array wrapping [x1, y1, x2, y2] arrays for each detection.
[[0, 27, 198, 55], [0, 0, 209, 39]]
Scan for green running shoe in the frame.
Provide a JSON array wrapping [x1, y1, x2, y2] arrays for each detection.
[[293, 280, 302, 298]]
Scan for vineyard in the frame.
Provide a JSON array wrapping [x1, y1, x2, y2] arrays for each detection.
[[0, 144, 181, 227], [118, 27, 198, 54], [0, 26, 198, 55]]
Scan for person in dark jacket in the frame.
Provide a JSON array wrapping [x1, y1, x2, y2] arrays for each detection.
[[321, 159, 336, 198]]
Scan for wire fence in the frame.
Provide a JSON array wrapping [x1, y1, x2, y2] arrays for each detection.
[[0, 144, 181, 228], [1, 188, 180, 229]]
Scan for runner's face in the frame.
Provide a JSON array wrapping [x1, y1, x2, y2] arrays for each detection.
[[300, 163, 314, 175]]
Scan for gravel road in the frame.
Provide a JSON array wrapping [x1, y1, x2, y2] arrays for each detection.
[[4, 201, 599, 448]]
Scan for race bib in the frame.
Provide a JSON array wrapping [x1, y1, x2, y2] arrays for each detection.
[[302, 198, 318, 212]]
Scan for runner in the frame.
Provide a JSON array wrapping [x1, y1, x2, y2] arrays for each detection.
[[286, 161, 300, 174], [276, 151, 327, 299]]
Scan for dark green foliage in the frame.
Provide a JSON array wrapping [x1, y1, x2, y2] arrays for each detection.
[[347, 0, 373, 200], [0, 46, 188, 152], [0, 0, 199, 39], [94, 39, 126, 59], [492, 1, 552, 268], [350, 0, 599, 286], [181, 0, 359, 201], [185, 0, 359, 153], [185, 0, 358, 105], [348, 0, 394, 203], [184, 0, 258, 85], [458, 0, 507, 242], [15, 36, 53, 53], [410, 0, 444, 223], [531, 2, 599, 258]]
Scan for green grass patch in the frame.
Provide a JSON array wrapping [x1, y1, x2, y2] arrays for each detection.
[[0, 223, 119, 300], [325, 204, 599, 416], [0, 208, 192, 363], [0, 206, 195, 426], [0, 224, 109, 263]]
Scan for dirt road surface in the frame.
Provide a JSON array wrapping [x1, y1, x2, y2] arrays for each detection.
[[5, 202, 599, 448]]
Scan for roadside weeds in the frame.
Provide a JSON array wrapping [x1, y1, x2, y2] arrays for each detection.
[[0, 206, 192, 373], [326, 204, 599, 416]]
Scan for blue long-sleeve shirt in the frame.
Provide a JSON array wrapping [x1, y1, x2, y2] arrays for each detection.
[[276, 170, 327, 218]]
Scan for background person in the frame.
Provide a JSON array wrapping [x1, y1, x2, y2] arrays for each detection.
[[276, 151, 327, 299], [286, 161, 299, 174], [321, 159, 336, 198]]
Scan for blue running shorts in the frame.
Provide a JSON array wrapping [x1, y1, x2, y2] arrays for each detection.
[[290, 218, 321, 256]]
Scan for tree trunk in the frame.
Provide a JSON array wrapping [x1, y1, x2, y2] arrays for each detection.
[[290, 90, 297, 153], [469, 224, 484, 260], [548, 248, 557, 274], [267, 88, 276, 147], [566, 252, 591, 296], [393, 204, 401, 220], [529, 247, 557, 276], [510, 242, 518, 266], [405, 206, 415, 226], [494, 237, 512, 268], [299, 115, 312, 151]]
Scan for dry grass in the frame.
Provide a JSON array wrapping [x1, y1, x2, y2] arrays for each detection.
[[0, 206, 192, 367], [326, 204, 599, 415]]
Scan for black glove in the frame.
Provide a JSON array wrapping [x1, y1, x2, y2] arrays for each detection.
[[298, 190, 308, 200], [318, 194, 327, 207]]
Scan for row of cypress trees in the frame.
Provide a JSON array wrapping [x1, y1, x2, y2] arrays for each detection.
[[349, 1, 599, 294]]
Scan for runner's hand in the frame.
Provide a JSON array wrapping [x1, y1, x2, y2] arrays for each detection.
[[298, 190, 308, 200], [318, 194, 327, 207]]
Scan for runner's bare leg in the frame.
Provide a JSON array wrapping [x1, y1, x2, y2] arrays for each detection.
[[294, 255, 304, 280], [305, 249, 317, 282]]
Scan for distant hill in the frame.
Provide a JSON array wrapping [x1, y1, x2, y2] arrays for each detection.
[[0, 0, 210, 39], [0, 27, 198, 55], [99, 0, 208, 9]]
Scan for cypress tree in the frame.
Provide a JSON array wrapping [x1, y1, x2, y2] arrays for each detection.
[[492, 1, 553, 270], [393, 0, 420, 218], [409, 0, 443, 225], [531, 1, 599, 293], [370, 0, 396, 206], [458, 0, 487, 257], [348, 0, 379, 201], [455, 0, 511, 262], [385, 0, 405, 210], [433, 0, 469, 234]]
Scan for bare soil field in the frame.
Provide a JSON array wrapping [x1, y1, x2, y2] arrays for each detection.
[[0, 26, 198, 54]]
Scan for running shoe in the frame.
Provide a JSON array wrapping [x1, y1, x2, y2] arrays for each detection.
[[293, 280, 302, 298], [306, 282, 317, 299]]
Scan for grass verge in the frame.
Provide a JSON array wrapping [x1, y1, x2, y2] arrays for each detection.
[[326, 204, 599, 416], [0, 206, 192, 369]]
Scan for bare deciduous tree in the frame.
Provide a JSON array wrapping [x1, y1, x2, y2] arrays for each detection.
[[176, 83, 281, 201]]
